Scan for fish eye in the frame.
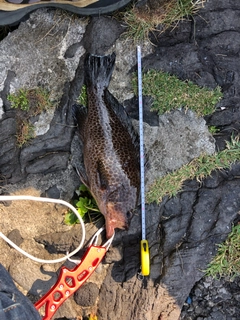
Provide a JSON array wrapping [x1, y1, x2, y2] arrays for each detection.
[[126, 210, 134, 220]]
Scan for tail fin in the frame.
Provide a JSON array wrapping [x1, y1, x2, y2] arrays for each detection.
[[84, 52, 116, 90]]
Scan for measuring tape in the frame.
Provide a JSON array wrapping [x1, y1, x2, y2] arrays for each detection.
[[137, 46, 150, 276]]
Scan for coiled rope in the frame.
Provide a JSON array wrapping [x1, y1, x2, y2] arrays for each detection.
[[0, 195, 85, 264]]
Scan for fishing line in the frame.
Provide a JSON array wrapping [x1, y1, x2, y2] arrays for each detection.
[[0, 195, 86, 264]]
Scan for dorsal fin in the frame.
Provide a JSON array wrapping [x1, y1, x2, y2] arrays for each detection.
[[104, 89, 140, 151]]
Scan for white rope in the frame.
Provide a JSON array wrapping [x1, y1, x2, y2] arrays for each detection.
[[0, 195, 86, 264]]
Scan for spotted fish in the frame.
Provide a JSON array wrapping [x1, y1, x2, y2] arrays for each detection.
[[73, 52, 140, 238]]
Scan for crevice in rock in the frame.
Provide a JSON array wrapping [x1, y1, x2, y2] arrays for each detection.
[[0, 70, 16, 113]]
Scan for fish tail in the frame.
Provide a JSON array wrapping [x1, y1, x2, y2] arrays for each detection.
[[84, 52, 116, 90]]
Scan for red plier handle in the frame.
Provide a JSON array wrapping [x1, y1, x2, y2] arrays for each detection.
[[35, 228, 113, 320]]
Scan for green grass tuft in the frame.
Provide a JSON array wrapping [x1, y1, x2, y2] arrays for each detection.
[[208, 126, 220, 135], [132, 69, 223, 116], [146, 136, 240, 203], [205, 224, 240, 280], [16, 120, 35, 148], [8, 87, 52, 114], [123, 0, 206, 42], [7, 87, 53, 147], [77, 85, 88, 107]]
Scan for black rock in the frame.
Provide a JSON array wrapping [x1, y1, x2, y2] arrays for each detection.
[[74, 282, 99, 307]]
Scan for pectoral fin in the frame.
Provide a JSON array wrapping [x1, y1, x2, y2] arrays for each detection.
[[76, 164, 90, 190], [96, 160, 109, 190]]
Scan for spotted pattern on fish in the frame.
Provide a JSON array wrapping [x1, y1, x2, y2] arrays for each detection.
[[73, 53, 140, 238]]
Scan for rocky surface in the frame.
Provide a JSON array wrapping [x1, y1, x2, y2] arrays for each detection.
[[181, 275, 240, 320], [133, 110, 215, 189], [0, 9, 88, 199], [145, 0, 240, 151], [0, 0, 240, 319]]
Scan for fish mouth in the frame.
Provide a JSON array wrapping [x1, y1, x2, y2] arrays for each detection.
[[101, 202, 132, 239], [105, 218, 129, 239]]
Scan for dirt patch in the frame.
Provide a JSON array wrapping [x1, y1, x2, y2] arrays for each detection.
[[0, 187, 80, 290]]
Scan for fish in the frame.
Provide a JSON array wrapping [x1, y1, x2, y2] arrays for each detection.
[[72, 52, 140, 239]]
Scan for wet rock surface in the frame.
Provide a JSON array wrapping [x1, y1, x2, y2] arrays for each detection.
[[0, 0, 240, 319]]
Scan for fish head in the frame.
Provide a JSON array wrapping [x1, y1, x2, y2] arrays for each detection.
[[92, 160, 139, 239]]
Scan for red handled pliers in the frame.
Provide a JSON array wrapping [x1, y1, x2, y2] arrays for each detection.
[[35, 227, 114, 320]]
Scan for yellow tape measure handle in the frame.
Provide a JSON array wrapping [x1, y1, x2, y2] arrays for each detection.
[[140, 239, 150, 276]]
